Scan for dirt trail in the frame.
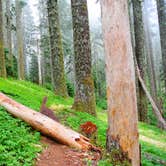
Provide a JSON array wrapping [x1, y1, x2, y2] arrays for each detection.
[[35, 137, 100, 166]]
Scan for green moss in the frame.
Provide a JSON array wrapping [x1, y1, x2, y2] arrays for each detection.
[[73, 98, 96, 116], [82, 75, 94, 88], [48, 0, 68, 97], [73, 76, 96, 116], [107, 149, 131, 166]]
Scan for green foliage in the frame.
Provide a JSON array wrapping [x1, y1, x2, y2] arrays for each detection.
[[158, 91, 166, 119], [29, 54, 39, 84], [147, 91, 166, 126], [96, 98, 107, 110], [58, 109, 166, 166], [0, 78, 73, 111], [4, 49, 18, 78], [43, 82, 53, 91], [58, 109, 107, 147], [66, 80, 74, 97], [0, 107, 41, 166], [0, 78, 73, 166], [0, 78, 165, 166], [139, 123, 166, 165], [98, 159, 113, 166], [141, 141, 166, 166]]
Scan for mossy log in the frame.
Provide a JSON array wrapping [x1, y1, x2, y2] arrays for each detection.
[[0, 92, 100, 151]]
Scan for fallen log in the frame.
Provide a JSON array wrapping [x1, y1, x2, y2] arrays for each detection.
[[0, 93, 100, 152]]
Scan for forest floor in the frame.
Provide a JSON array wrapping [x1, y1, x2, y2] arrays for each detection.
[[0, 78, 166, 166], [36, 136, 89, 166]]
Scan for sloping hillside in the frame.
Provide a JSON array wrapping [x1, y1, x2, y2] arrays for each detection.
[[0, 78, 165, 166]]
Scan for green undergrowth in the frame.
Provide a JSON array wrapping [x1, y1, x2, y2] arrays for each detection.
[[0, 78, 73, 111], [0, 107, 41, 166], [0, 78, 165, 166], [57, 109, 107, 148], [57, 109, 166, 166]]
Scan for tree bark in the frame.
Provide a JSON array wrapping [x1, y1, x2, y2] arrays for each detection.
[[15, 0, 25, 80], [102, 0, 140, 165], [6, 0, 13, 73], [47, 0, 68, 97], [37, 39, 42, 85], [39, 0, 51, 86], [0, 92, 99, 152], [156, 0, 166, 92], [71, 0, 96, 116], [143, 0, 159, 106], [0, 0, 6, 78], [132, 0, 148, 122]]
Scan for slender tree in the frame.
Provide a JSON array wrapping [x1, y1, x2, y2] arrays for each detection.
[[143, 0, 159, 106], [6, 0, 13, 73], [156, 0, 166, 92], [15, 0, 25, 80], [133, 0, 148, 122], [39, 0, 51, 86], [47, 0, 68, 97], [71, 0, 96, 116], [37, 39, 42, 85], [0, 0, 6, 78], [102, 0, 140, 165]]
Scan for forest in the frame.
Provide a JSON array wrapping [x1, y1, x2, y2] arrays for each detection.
[[0, 0, 166, 166]]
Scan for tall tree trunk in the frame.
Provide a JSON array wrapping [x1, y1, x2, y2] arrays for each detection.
[[143, 1, 158, 106], [157, 0, 166, 92], [39, 0, 48, 85], [102, 0, 140, 165], [47, 0, 68, 97], [6, 0, 13, 73], [0, 0, 6, 78], [15, 0, 25, 80], [37, 39, 42, 85], [133, 0, 148, 122], [71, 0, 96, 116]]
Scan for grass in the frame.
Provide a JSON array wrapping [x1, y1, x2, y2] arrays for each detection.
[[0, 78, 165, 166]]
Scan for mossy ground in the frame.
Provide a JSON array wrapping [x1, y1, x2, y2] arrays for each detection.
[[0, 78, 165, 166]]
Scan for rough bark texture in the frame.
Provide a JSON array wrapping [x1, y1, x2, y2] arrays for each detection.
[[0, 93, 100, 152], [0, 0, 6, 78], [16, 0, 25, 80], [157, 0, 166, 91], [133, 0, 148, 122], [47, 0, 68, 97], [6, 0, 13, 71], [71, 0, 96, 116], [102, 0, 140, 165]]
